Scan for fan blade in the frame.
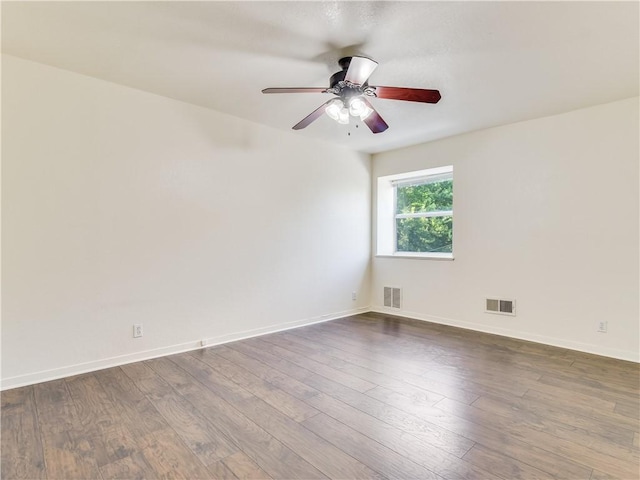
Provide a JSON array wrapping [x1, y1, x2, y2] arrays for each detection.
[[361, 98, 389, 134], [371, 86, 441, 103], [262, 88, 328, 94], [292, 100, 332, 130], [344, 56, 378, 85]]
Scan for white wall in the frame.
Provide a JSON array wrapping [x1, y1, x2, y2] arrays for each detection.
[[2, 55, 637, 391], [1, 55, 371, 388], [372, 97, 639, 361]]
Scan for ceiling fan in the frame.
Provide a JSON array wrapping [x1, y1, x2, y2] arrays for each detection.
[[262, 56, 441, 134]]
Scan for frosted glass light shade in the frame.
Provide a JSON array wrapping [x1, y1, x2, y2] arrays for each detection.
[[349, 96, 373, 119], [325, 99, 343, 120]]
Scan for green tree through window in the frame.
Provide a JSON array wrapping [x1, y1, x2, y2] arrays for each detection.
[[395, 177, 453, 253]]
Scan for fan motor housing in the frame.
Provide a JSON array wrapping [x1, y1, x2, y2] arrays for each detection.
[[329, 69, 347, 89], [329, 57, 368, 98]]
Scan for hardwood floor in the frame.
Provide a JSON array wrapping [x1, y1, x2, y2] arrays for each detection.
[[2, 312, 639, 479]]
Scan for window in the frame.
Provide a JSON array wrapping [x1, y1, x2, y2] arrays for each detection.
[[377, 166, 453, 259]]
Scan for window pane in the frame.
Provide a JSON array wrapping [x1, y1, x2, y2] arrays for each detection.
[[396, 179, 453, 214], [396, 216, 452, 253]]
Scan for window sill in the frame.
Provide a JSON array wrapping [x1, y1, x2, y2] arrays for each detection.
[[376, 253, 454, 261]]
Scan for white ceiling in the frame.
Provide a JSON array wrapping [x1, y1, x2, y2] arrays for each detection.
[[2, 1, 638, 153]]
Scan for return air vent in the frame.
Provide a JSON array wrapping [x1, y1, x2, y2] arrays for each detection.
[[485, 298, 516, 316], [384, 287, 401, 309]]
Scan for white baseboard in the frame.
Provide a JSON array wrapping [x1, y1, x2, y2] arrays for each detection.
[[4, 304, 635, 390], [370, 306, 640, 363], [0, 306, 370, 391]]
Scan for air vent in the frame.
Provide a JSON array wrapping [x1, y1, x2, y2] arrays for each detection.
[[384, 287, 401, 309], [485, 297, 516, 316]]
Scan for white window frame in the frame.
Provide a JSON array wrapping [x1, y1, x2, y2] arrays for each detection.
[[376, 166, 454, 260]]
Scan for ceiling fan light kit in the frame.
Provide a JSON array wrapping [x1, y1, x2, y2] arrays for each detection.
[[262, 56, 441, 134], [325, 96, 372, 125]]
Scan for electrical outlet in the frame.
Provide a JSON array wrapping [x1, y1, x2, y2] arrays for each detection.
[[352, 291, 357, 301], [133, 324, 143, 338], [597, 321, 608, 333]]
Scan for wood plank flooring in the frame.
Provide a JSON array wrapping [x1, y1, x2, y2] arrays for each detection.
[[2, 312, 639, 479]]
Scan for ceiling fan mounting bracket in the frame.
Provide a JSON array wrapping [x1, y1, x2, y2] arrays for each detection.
[[337, 56, 353, 70]]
